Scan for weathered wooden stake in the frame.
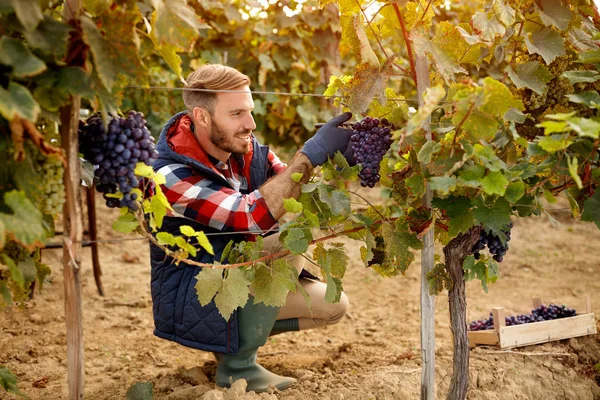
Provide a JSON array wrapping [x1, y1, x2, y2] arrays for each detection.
[[415, 54, 435, 400], [61, 1, 84, 398]]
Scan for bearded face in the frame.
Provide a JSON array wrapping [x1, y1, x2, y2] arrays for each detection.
[[209, 118, 252, 156]]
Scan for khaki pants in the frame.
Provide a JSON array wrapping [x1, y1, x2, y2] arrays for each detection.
[[261, 233, 349, 331]]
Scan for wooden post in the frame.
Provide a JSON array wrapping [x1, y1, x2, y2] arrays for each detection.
[[62, 1, 84, 398], [416, 54, 435, 400]]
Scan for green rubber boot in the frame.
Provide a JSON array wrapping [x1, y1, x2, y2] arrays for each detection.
[[214, 299, 297, 392]]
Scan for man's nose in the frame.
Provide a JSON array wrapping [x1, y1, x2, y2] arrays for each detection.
[[245, 114, 257, 131]]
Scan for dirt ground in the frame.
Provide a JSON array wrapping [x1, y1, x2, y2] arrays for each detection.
[[2, 193, 600, 400]]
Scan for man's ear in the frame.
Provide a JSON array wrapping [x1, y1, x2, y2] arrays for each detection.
[[192, 107, 211, 130]]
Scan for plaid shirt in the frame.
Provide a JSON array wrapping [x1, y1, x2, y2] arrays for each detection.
[[155, 115, 286, 234]]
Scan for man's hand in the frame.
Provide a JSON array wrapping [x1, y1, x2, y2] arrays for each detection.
[[300, 112, 353, 167]]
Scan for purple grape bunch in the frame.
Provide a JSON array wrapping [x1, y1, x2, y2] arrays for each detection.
[[471, 222, 513, 263], [350, 116, 393, 188], [79, 111, 158, 211], [468, 304, 577, 331]]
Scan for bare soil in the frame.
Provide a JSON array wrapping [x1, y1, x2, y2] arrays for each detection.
[[2, 194, 600, 400]]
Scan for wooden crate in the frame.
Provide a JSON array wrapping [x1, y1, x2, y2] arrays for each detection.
[[468, 296, 597, 349]]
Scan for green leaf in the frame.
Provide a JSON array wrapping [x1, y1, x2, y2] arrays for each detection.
[[566, 155, 583, 190], [432, 196, 475, 237], [577, 49, 600, 64], [112, 214, 139, 233], [472, 12, 506, 41], [23, 15, 70, 59], [463, 255, 496, 293], [251, 260, 297, 307], [1, 254, 24, 290], [283, 198, 303, 213], [324, 274, 343, 303], [381, 220, 423, 274], [81, 16, 117, 91], [402, 86, 446, 136], [291, 172, 304, 183], [406, 174, 426, 197], [567, 91, 600, 107], [536, 120, 569, 134], [0, 36, 46, 78], [567, 118, 600, 139], [524, 28, 565, 64], [561, 70, 600, 84], [180, 225, 195, 236], [0, 190, 47, 249], [472, 196, 511, 236], [417, 141, 442, 164], [283, 227, 309, 254], [581, 191, 600, 224], [503, 108, 528, 124], [505, 181, 525, 202], [126, 381, 154, 400], [506, 61, 553, 95], [481, 77, 523, 116], [215, 269, 250, 321], [156, 232, 176, 246], [481, 171, 509, 196], [10, 0, 42, 31], [318, 185, 350, 216], [536, 0, 573, 31], [474, 144, 506, 171], [537, 135, 573, 153], [303, 209, 319, 227], [493, 0, 515, 26], [0, 82, 40, 121], [0, 365, 23, 396], [195, 231, 214, 255], [429, 176, 458, 195], [150, 192, 168, 229]]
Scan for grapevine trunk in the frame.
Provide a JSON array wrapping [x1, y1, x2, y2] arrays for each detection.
[[444, 227, 481, 400]]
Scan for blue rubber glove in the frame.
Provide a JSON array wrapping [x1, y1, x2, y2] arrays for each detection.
[[300, 112, 353, 166]]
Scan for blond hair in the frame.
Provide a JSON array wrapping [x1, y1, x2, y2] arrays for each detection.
[[183, 64, 251, 115]]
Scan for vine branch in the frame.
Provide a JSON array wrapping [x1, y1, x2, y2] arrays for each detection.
[[392, 3, 418, 85]]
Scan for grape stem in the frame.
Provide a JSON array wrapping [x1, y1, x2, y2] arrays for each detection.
[[392, 3, 418, 85], [349, 189, 389, 222], [450, 102, 475, 157]]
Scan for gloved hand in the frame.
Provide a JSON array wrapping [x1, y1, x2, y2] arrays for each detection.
[[300, 112, 353, 166]]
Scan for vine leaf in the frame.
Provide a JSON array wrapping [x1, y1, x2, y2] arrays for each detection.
[[432, 196, 474, 238], [22, 15, 70, 60], [581, 191, 600, 227], [324, 275, 343, 303], [471, 12, 506, 41], [537, 135, 573, 153], [283, 227, 310, 254], [318, 184, 350, 216], [492, 0, 515, 26], [381, 220, 423, 275], [81, 16, 117, 91], [0, 82, 40, 122], [536, 0, 573, 31], [507, 61, 553, 95], [112, 214, 139, 233], [567, 91, 600, 107], [561, 70, 600, 84], [524, 28, 566, 64], [251, 259, 297, 307], [195, 268, 251, 321], [0, 365, 24, 397], [481, 171, 509, 196], [9, 0, 43, 31], [0, 37, 46, 78], [0, 190, 48, 250], [402, 86, 446, 136], [463, 255, 497, 293], [411, 30, 466, 82], [429, 176, 458, 195], [346, 56, 395, 114], [471, 197, 511, 239], [504, 181, 525, 202]]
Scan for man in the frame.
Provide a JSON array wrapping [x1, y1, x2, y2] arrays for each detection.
[[150, 64, 354, 392]]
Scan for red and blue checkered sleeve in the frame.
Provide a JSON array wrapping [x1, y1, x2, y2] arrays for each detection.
[[156, 164, 277, 233], [267, 149, 287, 176]]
